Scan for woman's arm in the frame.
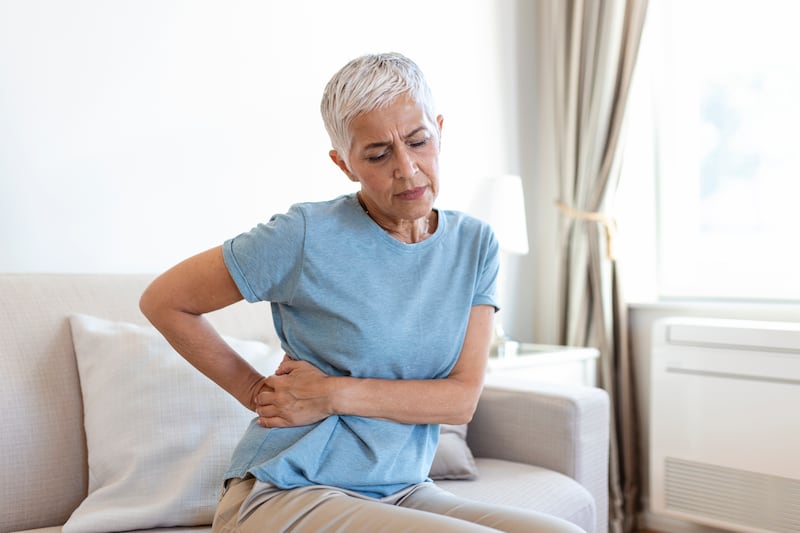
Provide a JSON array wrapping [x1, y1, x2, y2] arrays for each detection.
[[255, 304, 494, 427], [139, 246, 266, 411]]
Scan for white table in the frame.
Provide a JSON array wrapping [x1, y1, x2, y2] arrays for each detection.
[[486, 343, 600, 387]]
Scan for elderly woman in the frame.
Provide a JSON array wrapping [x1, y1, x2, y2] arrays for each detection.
[[140, 53, 583, 533]]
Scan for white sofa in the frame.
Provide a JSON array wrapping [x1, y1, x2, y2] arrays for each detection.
[[0, 273, 609, 533]]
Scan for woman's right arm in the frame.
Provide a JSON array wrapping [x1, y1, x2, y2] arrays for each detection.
[[139, 245, 266, 411]]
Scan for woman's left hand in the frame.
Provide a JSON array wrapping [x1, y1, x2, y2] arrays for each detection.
[[254, 355, 333, 428]]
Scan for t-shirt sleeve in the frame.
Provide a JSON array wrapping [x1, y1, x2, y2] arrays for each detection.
[[472, 224, 500, 311], [222, 205, 306, 303]]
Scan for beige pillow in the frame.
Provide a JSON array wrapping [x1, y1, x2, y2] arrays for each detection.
[[64, 314, 283, 533], [429, 423, 479, 480]]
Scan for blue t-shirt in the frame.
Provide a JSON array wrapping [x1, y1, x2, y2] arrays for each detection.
[[221, 193, 499, 498]]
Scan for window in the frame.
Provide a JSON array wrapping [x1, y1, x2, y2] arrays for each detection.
[[620, 0, 800, 302]]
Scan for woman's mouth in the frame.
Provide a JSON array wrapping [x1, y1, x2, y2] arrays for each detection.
[[394, 186, 427, 200]]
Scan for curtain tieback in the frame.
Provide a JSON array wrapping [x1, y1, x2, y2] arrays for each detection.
[[555, 200, 618, 261]]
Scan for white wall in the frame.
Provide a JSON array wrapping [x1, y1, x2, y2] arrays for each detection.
[[0, 0, 521, 274]]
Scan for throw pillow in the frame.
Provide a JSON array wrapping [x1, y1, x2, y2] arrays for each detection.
[[429, 423, 479, 480], [64, 314, 283, 533]]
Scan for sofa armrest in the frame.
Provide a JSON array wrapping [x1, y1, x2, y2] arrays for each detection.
[[467, 381, 609, 531]]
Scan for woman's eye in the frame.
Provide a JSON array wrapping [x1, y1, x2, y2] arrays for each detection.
[[409, 138, 428, 148], [366, 152, 388, 162]]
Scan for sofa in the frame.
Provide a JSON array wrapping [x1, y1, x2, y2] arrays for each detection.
[[0, 273, 609, 533]]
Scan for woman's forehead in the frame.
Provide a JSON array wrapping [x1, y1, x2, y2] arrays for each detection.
[[349, 97, 432, 141]]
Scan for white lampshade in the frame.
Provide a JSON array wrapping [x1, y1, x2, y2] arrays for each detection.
[[469, 174, 529, 255]]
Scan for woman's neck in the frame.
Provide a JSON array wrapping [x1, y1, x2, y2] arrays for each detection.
[[357, 194, 438, 244]]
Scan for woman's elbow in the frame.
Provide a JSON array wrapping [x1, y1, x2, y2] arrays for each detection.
[[445, 393, 481, 425], [138, 284, 158, 322], [446, 411, 475, 426], [139, 279, 170, 326]]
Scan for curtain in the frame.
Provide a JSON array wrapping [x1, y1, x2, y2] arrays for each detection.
[[538, 1, 649, 532]]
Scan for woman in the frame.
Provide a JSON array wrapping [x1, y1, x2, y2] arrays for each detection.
[[140, 52, 583, 533]]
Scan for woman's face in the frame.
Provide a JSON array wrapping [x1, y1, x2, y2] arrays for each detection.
[[330, 95, 444, 227]]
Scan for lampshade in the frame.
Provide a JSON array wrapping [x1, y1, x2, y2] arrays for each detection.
[[469, 174, 529, 255]]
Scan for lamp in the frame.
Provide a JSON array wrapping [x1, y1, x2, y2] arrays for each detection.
[[469, 174, 529, 356]]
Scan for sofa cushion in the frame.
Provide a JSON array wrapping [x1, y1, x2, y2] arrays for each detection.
[[63, 314, 284, 533], [437, 458, 596, 533], [14, 528, 212, 533]]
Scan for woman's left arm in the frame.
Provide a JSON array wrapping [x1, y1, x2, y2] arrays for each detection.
[[255, 304, 494, 428]]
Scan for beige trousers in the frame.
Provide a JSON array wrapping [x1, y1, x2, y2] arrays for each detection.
[[212, 477, 586, 533]]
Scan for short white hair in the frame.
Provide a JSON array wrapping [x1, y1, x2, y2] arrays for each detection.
[[320, 52, 438, 166]]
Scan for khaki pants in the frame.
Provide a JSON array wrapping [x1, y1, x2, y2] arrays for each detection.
[[212, 477, 585, 533]]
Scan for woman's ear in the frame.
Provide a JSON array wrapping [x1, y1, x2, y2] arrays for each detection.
[[329, 150, 358, 182]]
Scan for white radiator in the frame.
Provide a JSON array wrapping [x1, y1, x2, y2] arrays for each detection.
[[650, 317, 800, 533]]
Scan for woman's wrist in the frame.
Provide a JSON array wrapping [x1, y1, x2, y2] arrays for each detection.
[[326, 375, 352, 417], [244, 374, 268, 412]]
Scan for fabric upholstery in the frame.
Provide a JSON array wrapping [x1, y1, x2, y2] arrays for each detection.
[[469, 381, 609, 530], [440, 459, 596, 533], [13, 528, 212, 533], [0, 274, 277, 533], [0, 274, 609, 533]]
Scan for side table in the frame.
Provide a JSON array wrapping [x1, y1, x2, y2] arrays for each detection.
[[486, 343, 600, 387]]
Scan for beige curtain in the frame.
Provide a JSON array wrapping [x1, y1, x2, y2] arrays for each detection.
[[538, 1, 648, 532]]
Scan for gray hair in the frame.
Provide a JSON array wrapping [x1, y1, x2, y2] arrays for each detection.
[[320, 52, 438, 167]]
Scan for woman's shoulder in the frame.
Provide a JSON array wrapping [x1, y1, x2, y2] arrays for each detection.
[[440, 208, 484, 223], [287, 193, 358, 218], [439, 208, 494, 238]]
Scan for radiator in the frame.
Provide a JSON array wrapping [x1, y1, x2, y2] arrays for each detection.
[[650, 317, 800, 533]]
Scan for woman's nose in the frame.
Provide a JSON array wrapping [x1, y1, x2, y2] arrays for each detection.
[[393, 146, 418, 179]]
